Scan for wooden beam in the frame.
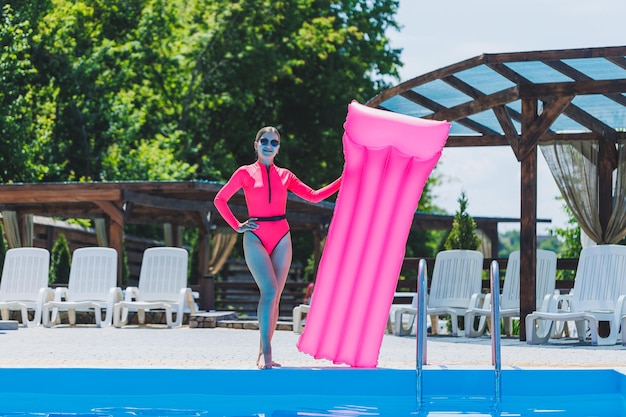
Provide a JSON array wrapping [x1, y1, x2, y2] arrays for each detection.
[[445, 135, 510, 147], [400, 90, 503, 135], [492, 106, 520, 156], [488, 62, 533, 85], [427, 86, 520, 122], [0, 189, 121, 203], [483, 46, 626, 65], [518, 95, 574, 160], [94, 201, 124, 226], [607, 56, 626, 70], [123, 190, 211, 211], [562, 104, 619, 144], [444, 131, 622, 148], [519, 79, 626, 98], [366, 55, 486, 107]]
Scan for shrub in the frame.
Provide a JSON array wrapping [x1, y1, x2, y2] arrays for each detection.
[[50, 234, 71, 284], [444, 191, 481, 250]]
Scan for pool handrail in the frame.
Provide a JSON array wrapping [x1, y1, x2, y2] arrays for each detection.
[[490, 259, 502, 406], [415, 258, 427, 408], [415, 258, 502, 410]]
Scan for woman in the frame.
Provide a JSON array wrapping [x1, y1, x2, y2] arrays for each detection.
[[214, 126, 341, 369]]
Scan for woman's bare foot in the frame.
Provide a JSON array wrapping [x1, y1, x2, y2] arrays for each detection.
[[256, 351, 273, 369]]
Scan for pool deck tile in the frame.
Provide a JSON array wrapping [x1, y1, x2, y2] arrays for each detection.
[[0, 324, 625, 371]]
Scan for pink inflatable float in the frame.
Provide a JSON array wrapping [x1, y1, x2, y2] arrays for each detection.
[[297, 101, 450, 367]]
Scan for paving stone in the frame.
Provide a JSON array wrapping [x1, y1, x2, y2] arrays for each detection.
[[0, 320, 19, 330]]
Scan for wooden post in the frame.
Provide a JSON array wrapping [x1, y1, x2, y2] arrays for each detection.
[[312, 225, 322, 279], [108, 218, 124, 287], [598, 139, 614, 336], [197, 211, 212, 310], [519, 98, 538, 341], [598, 139, 614, 241], [481, 223, 499, 259]]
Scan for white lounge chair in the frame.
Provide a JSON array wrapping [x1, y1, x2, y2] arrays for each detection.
[[42, 247, 122, 327], [395, 249, 484, 336], [292, 303, 310, 334], [526, 244, 626, 346], [0, 247, 53, 327], [464, 250, 557, 337], [113, 247, 196, 328]]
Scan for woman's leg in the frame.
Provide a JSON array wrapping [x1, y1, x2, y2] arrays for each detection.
[[243, 232, 280, 369], [268, 233, 293, 345]]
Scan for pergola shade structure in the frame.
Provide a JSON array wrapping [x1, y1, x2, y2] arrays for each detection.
[[0, 181, 524, 286], [367, 45, 626, 340]]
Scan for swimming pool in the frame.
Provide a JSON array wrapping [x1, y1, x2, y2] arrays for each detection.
[[0, 367, 624, 416]]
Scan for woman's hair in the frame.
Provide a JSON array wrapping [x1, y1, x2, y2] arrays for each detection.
[[255, 126, 280, 141]]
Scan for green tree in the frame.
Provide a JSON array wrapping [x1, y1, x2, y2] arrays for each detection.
[[6, 0, 401, 185], [50, 234, 71, 284], [0, 4, 63, 182], [538, 235, 563, 253], [444, 191, 481, 250], [1, 0, 403, 267], [499, 229, 520, 257]]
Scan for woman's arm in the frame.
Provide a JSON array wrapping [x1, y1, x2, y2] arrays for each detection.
[[288, 175, 342, 203], [213, 170, 244, 231]]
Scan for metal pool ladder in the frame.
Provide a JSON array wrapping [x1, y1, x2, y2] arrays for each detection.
[[415, 259, 502, 409]]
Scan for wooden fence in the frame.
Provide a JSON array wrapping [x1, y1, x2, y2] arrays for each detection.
[[199, 257, 578, 318]]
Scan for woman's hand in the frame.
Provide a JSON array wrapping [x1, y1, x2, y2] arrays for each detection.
[[237, 218, 259, 233]]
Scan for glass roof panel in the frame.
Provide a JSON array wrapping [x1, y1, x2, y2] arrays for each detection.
[[549, 113, 589, 133], [449, 121, 478, 135], [412, 79, 473, 108], [572, 95, 626, 130], [504, 61, 574, 83], [454, 65, 516, 95], [465, 109, 504, 134], [376, 50, 626, 139], [379, 95, 433, 118], [561, 57, 626, 80]]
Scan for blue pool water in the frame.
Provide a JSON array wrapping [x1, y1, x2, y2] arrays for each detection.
[[0, 367, 624, 416]]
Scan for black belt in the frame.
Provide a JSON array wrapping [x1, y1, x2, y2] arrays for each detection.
[[255, 215, 287, 222]]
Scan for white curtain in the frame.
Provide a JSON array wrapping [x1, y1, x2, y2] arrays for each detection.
[[207, 229, 238, 275], [1, 211, 21, 248], [23, 214, 33, 246], [605, 140, 626, 242], [1, 212, 34, 247], [540, 139, 626, 244], [95, 218, 108, 246]]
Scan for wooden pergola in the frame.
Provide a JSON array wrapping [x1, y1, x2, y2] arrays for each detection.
[[0, 180, 527, 288], [367, 45, 626, 340], [0, 181, 337, 284]]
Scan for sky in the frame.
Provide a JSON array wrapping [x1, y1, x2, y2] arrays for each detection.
[[385, 0, 626, 234]]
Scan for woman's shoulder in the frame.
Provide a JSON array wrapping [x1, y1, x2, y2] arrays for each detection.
[[234, 162, 261, 175], [274, 165, 296, 178]]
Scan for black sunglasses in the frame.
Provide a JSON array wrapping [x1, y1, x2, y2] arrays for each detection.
[[259, 138, 280, 147]]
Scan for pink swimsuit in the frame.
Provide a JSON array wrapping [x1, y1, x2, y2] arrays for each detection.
[[214, 161, 341, 254]]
